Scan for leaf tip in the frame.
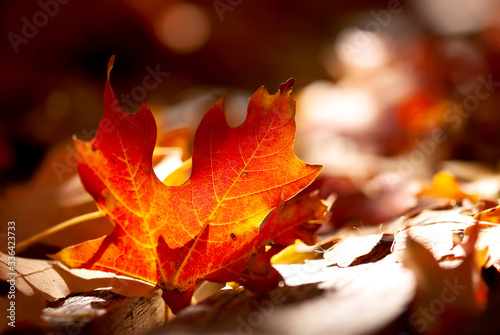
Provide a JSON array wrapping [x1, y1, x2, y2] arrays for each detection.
[[107, 55, 116, 80], [46, 250, 63, 263], [71, 133, 86, 146], [278, 78, 295, 94], [217, 91, 228, 105]]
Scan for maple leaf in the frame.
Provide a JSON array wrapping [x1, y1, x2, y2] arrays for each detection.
[[51, 56, 323, 312]]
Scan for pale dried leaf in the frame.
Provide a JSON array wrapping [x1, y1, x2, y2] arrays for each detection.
[[0, 253, 155, 301], [324, 233, 383, 267], [392, 208, 475, 262]]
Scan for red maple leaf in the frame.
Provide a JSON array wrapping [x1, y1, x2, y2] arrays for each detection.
[[52, 56, 324, 312]]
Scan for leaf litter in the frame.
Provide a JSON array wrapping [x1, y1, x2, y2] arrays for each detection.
[[4, 59, 500, 334]]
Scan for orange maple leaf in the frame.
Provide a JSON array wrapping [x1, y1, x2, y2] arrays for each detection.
[[51, 56, 323, 312]]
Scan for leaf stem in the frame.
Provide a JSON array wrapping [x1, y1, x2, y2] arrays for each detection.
[[15, 210, 104, 253]]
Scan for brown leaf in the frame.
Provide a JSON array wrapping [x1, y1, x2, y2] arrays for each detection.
[[324, 232, 383, 267], [0, 140, 113, 251], [392, 207, 475, 262], [463, 223, 500, 270], [0, 252, 156, 302], [402, 224, 488, 335]]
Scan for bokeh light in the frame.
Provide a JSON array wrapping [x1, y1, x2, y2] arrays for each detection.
[[156, 2, 211, 53], [297, 81, 379, 134]]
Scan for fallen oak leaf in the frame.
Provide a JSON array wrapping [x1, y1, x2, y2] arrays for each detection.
[[42, 290, 165, 334], [323, 231, 383, 267], [51, 56, 322, 313], [0, 253, 161, 333], [0, 139, 113, 252], [463, 223, 500, 270], [0, 252, 156, 301], [349, 234, 394, 266], [310, 172, 418, 231], [269, 258, 415, 334], [392, 206, 475, 262], [402, 224, 487, 335]]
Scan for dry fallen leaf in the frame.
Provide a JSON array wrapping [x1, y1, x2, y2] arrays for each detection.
[[324, 232, 383, 267], [402, 224, 488, 335], [313, 172, 419, 231], [0, 252, 156, 301], [463, 223, 500, 270], [392, 206, 475, 262], [0, 140, 113, 251]]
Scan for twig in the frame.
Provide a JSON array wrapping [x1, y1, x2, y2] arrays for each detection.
[[15, 210, 104, 253]]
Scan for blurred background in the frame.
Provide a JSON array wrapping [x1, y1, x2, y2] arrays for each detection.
[[2, 0, 500, 247]]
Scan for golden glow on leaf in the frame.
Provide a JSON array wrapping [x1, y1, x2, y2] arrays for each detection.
[[419, 170, 478, 202], [51, 58, 323, 312]]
